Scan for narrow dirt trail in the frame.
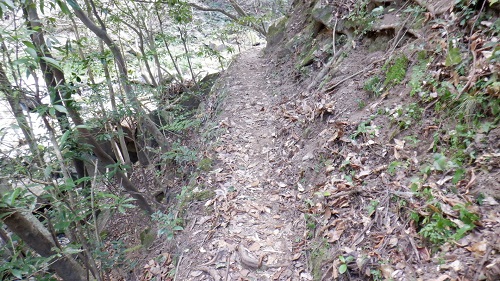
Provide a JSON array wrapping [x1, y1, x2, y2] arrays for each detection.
[[176, 47, 307, 280]]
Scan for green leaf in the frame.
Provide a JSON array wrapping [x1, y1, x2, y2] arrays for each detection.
[[433, 153, 448, 171], [7, 188, 22, 205], [12, 57, 32, 67], [22, 40, 36, 49], [25, 47, 38, 60], [40, 56, 62, 71], [63, 246, 83, 254], [1, 0, 15, 11], [39, 0, 44, 14], [445, 47, 462, 66], [65, 0, 81, 9], [339, 264, 347, 274], [53, 104, 67, 114], [11, 269, 23, 278], [75, 124, 90, 129], [56, 0, 71, 14], [452, 168, 465, 184], [452, 224, 473, 240], [121, 204, 136, 209], [59, 130, 71, 147]]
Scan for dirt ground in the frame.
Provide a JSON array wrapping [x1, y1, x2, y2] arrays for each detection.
[[170, 47, 310, 280], [108, 36, 498, 280]]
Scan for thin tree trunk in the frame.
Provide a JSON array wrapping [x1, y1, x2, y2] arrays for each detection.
[[155, 8, 186, 85], [0, 63, 40, 159], [178, 27, 198, 87], [120, 20, 158, 87], [40, 113, 102, 280], [23, 0, 86, 179], [0, 207, 87, 281], [24, 0, 153, 214], [69, 0, 169, 151], [137, 6, 163, 85]]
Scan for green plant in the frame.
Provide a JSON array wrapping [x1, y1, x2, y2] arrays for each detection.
[[367, 200, 379, 216], [403, 135, 420, 146], [409, 58, 429, 97], [357, 99, 367, 109], [162, 141, 197, 167], [363, 76, 383, 97], [345, 0, 377, 36], [418, 211, 455, 244], [416, 202, 479, 245], [387, 103, 423, 130], [338, 255, 354, 274], [310, 239, 330, 280], [151, 211, 184, 240], [198, 157, 213, 172], [371, 268, 383, 280], [350, 120, 378, 140], [387, 161, 408, 175], [383, 55, 409, 87]]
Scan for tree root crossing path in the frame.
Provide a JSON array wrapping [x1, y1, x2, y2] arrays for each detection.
[[176, 47, 308, 280]]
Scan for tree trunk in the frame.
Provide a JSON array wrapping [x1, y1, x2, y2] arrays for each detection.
[[0, 207, 87, 281], [0, 63, 40, 159], [24, 0, 153, 214], [156, 8, 186, 85], [120, 19, 158, 87], [69, 0, 170, 151], [23, 0, 87, 180]]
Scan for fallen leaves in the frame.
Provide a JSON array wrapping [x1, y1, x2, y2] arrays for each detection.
[[142, 253, 174, 281]]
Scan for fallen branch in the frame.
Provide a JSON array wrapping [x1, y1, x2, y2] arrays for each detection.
[[322, 57, 386, 93]]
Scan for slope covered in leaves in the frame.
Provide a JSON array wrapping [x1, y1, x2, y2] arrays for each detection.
[[148, 1, 498, 280], [254, 0, 499, 279]]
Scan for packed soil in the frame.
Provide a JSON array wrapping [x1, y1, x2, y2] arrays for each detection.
[[172, 46, 310, 280]]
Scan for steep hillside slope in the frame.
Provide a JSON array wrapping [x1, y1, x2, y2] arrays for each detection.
[[259, 0, 499, 280], [152, 1, 499, 280]]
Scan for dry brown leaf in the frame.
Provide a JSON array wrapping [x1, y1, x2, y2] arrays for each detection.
[[394, 147, 401, 159], [356, 169, 372, 178], [374, 236, 385, 249], [394, 138, 405, 150], [380, 264, 394, 279], [327, 227, 345, 243], [436, 176, 453, 186], [325, 165, 335, 173], [332, 259, 340, 279], [465, 240, 488, 256], [324, 206, 332, 220], [292, 253, 302, 261], [327, 130, 339, 143], [429, 274, 452, 281], [249, 242, 261, 252]]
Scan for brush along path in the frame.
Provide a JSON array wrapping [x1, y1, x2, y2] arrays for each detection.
[[175, 47, 308, 280]]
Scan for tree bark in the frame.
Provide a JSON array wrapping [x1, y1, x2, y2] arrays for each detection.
[[69, 0, 170, 151], [24, 0, 153, 214], [23, 0, 87, 180], [0, 63, 40, 159], [1, 207, 87, 281]]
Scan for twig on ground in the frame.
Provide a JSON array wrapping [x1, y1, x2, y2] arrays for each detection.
[[173, 253, 184, 281], [197, 266, 222, 281], [473, 245, 492, 281], [323, 57, 386, 93], [225, 251, 231, 281]]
